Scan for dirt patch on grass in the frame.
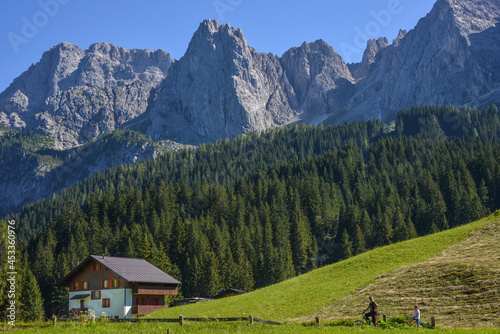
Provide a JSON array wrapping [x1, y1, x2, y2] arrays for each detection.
[[302, 219, 500, 328]]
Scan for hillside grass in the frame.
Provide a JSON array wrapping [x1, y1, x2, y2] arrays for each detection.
[[309, 216, 500, 328], [147, 211, 499, 323]]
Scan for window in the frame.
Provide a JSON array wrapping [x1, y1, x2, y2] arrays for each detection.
[[101, 280, 111, 288], [137, 297, 147, 306], [75, 282, 81, 290], [82, 281, 88, 290], [112, 279, 119, 288], [151, 298, 161, 306], [91, 291, 101, 300], [102, 298, 110, 308], [91, 262, 102, 271]]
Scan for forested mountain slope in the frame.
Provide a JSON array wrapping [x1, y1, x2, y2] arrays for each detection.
[[1, 105, 499, 318]]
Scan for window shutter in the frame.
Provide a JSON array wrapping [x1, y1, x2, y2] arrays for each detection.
[[100, 280, 103, 288], [99, 291, 101, 299]]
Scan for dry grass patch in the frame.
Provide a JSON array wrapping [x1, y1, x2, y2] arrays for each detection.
[[305, 218, 500, 328]]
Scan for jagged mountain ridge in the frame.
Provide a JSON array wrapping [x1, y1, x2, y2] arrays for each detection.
[[0, 42, 173, 149], [2, 0, 499, 146], [142, 0, 500, 140], [338, 0, 500, 123]]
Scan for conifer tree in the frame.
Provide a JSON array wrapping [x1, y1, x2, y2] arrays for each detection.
[[20, 268, 45, 321], [338, 229, 352, 260]]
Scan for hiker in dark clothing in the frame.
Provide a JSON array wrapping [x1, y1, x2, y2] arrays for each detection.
[[362, 296, 378, 325]]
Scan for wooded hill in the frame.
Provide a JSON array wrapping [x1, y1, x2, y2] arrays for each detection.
[[1, 105, 499, 319]]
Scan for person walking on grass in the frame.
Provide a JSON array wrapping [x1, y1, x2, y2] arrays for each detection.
[[362, 296, 378, 325], [410, 305, 421, 327]]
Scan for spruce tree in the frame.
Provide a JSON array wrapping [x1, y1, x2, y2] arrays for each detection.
[[20, 269, 45, 321]]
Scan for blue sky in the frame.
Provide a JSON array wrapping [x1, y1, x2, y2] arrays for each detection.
[[0, 0, 437, 92]]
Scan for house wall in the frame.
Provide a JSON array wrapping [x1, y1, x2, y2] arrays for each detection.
[[69, 289, 133, 319]]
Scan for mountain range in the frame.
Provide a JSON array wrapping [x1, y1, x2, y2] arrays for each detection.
[[1, 0, 500, 215]]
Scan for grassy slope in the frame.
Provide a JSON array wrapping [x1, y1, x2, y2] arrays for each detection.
[[148, 211, 500, 324], [312, 215, 500, 328]]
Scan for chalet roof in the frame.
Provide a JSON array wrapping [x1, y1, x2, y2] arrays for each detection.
[[57, 255, 181, 287]]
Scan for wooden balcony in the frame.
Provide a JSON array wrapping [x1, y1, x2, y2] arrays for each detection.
[[132, 305, 168, 315], [132, 283, 178, 295]]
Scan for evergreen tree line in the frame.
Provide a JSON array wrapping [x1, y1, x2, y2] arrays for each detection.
[[11, 119, 388, 240], [1, 105, 500, 319]]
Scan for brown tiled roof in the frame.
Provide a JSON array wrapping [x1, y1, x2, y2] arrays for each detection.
[[57, 255, 181, 287], [91, 255, 181, 284]]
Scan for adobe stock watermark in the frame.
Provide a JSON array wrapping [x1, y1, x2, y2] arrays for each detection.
[[7, 0, 72, 54], [6, 220, 17, 326], [340, 0, 413, 63], [213, 0, 243, 21]]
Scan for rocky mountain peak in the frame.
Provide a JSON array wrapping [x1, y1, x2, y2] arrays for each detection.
[[0, 42, 174, 148], [144, 19, 297, 143], [341, 0, 500, 124], [392, 29, 407, 47], [188, 19, 248, 54], [432, 0, 500, 37], [361, 37, 389, 73]]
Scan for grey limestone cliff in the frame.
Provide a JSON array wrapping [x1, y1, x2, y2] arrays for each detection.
[[280, 40, 356, 121], [144, 20, 298, 144], [0, 42, 173, 148], [339, 0, 500, 122], [143, 20, 358, 143]]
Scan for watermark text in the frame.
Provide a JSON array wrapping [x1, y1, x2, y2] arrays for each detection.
[[7, 0, 72, 54], [6, 220, 17, 326]]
